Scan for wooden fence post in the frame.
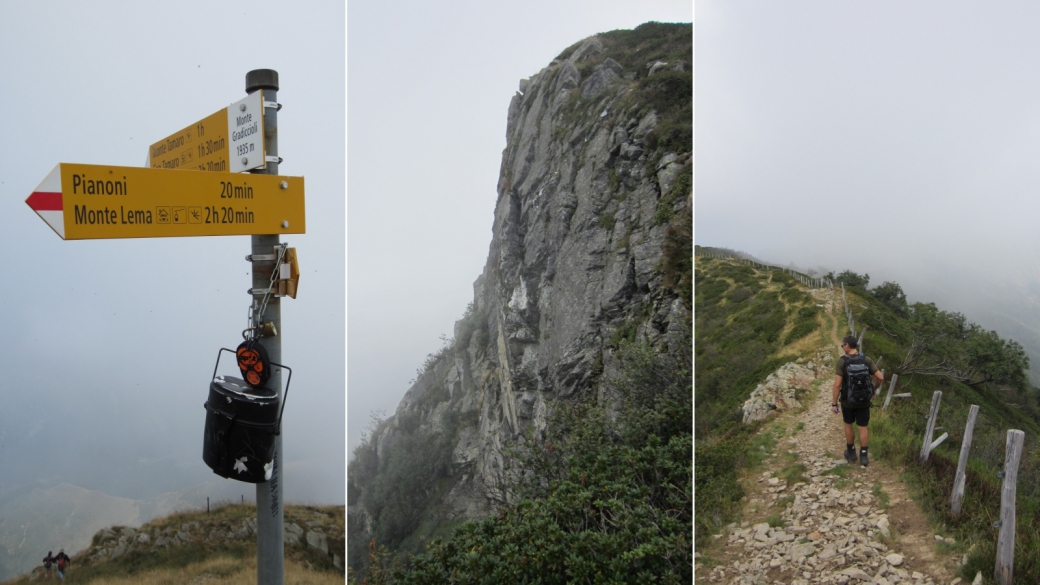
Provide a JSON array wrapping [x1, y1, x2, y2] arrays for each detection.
[[882, 374, 899, 409], [995, 429, 1026, 585], [951, 405, 980, 517], [919, 391, 943, 464]]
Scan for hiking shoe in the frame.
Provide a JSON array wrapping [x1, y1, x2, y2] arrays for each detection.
[[844, 448, 857, 464], [860, 451, 869, 466]]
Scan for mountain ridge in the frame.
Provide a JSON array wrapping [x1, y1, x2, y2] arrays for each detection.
[[0, 501, 344, 584], [348, 21, 691, 579], [694, 254, 1040, 582]]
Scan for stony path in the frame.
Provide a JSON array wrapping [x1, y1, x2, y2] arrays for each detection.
[[699, 287, 971, 585]]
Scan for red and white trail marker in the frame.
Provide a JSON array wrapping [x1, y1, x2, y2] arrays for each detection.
[[25, 165, 64, 239], [24, 163, 305, 241]]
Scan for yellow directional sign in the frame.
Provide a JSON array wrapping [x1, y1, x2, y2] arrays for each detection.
[[26, 163, 304, 240], [147, 91, 265, 174]]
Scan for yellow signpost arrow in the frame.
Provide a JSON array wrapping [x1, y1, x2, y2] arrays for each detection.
[[26, 163, 305, 240], [147, 91, 266, 174]]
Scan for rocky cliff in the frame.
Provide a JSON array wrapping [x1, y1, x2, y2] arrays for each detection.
[[348, 22, 691, 565]]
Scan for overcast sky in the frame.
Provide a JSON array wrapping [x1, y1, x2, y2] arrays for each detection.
[[0, 2, 344, 504], [697, 1, 1040, 367], [347, 0, 693, 456]]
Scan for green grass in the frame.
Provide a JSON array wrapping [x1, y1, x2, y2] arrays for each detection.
[[695, 257, 830, 547], [840, 284, 1040, 582], [766, 514, 784, 528], [822, 466, 848, 478], [747, 428, 778, 467], [778, 462, 807, 486], [872, 482, 890, 508]]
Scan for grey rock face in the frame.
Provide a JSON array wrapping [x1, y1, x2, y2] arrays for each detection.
[[557, 61, 580, 91], [353, 29, 690, 547], [581, 59, 622, 99], [568, 38, 604, 62], [306, 530, 329, 554], [647, 60, 669, 76]]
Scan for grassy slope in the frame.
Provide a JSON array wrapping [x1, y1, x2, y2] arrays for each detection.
[[0, 503, 344, 585], [694, 255, 828, 547], [695, 251, 1040, 582], [847, 285, 1040, 582]]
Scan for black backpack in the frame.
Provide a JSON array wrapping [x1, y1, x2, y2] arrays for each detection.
[[843, 354, 873, 408]]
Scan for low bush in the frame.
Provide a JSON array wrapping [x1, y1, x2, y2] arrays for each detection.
[[356, 337, 691, 584]]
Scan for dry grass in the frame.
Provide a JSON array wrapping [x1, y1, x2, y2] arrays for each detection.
[[0, 503, 344, 585], [77, 555, 342, 584]]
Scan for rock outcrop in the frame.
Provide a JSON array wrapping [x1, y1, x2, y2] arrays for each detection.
[[21, 506, 344, 581], [743, 348, 835, 423], [349, 22, 691, 562]]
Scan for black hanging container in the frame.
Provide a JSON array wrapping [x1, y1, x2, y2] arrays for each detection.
[[203, 348, 292, 484]]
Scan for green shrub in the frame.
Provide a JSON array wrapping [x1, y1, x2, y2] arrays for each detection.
[[782, 320, 817, 345], [782, 306, 821, 345], [378, 338, 692, 584]]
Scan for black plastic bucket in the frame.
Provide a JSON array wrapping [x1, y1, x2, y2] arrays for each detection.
[[203, 375, 279, 484]]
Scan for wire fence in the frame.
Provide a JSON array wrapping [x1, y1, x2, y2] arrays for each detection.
[[695, 248, 832, 290], [834, 275, 1024, 584]]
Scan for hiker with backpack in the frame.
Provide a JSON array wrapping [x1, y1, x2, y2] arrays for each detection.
[[42, 551, 55, 579], [53, 549, 70, 580], [832, 335, 884, 466]]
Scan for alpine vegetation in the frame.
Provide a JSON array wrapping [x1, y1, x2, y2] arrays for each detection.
[[348, 22, 691, 583]]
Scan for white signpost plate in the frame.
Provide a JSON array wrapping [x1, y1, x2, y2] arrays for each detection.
[[228, 91, 265, 173]]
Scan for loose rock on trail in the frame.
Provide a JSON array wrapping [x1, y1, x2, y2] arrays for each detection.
[[699, 286, 966, 585]]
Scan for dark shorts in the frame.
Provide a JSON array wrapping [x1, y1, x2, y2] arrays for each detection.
[[841, 404, 870, 426]]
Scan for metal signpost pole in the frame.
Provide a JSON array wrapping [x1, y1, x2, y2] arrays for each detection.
[[246, 68, 284, 585]]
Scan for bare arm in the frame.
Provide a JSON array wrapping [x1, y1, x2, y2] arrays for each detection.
[[832, 374, 843, 405]]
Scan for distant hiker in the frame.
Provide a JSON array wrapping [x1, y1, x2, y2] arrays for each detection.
[[54, 549, 70, 580], [832, 335, 884, 466], [42, 551, 55, 579]]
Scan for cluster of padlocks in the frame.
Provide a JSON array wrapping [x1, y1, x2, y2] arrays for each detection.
[[202, 246, 298, 484]]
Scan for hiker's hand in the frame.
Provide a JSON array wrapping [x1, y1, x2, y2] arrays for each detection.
[[832, 404, 840, 414]]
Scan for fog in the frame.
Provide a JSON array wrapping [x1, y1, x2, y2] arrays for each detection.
[[0, 2, 344, 505], [696, 1, 1040, 372], [347, 0, 694, 456]]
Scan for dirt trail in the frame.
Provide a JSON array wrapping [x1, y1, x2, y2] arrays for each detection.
[[699, 287, 967, 585]]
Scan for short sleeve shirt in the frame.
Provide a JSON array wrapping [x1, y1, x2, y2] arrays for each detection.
[[835, 353, 878, 404]]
